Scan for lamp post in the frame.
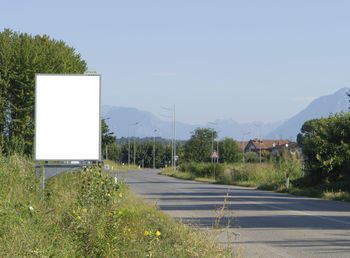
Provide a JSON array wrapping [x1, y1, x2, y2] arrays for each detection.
[[153, 129, 157, 169], [209, 122, 218, 163], [128, 122, 139, 167], [161, 105, 176, 171], [254, 123, 262, 163], [242, 131, 251, 163]]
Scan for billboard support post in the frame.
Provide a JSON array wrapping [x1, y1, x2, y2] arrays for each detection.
[[36, 161, 95, 192], [35, 74, 101, 191]]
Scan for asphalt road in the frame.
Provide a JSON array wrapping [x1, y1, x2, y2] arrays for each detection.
[[115, 169, 350, 258]]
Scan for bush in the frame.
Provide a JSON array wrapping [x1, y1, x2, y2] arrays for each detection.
[[179, 162, 223, 178], [244, 151, 259, 163]]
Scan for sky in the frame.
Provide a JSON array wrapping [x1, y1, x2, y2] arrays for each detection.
[[1, 0, 350, 124]]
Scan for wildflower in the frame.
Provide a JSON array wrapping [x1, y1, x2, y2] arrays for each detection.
[[144, 230, 150, 236], [107, 193, 111, 197], [128, 228, 131, 232], [119, 193, 123, 198], [82, 208, 87, 213], [29, 206, 34, 211], [118, 211, 122, 215], [100, 181, 103, 185], [77, 216, 81, 220], [156, 231, 161, 237], [73, 210, 76, 214]]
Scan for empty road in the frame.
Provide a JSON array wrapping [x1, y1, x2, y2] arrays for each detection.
[[116, 169, 350, 257]]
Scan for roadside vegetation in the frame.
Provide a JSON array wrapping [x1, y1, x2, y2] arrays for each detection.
[[161, 155, 350, 202], [0, 154, 235, 257], [103, 159, 139, 171]]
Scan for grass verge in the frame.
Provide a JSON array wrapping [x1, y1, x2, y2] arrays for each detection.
[[0, 155, 235, 257], [160, 161, 350, 202], [103, 159, 140, 171]]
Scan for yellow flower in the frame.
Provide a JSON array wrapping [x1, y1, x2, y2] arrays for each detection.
[[118, 211, 122, 215], [100, 181, 103, 185], [144, 230, 150, 236], [118, 193, 123, 198], [156, 231, 161, 236], [82, 208, 87, 213], [73, 210, 76, 214], [107, 193, 111, 197], [77, 216, 81, 220], [128, 228, 131, 232]]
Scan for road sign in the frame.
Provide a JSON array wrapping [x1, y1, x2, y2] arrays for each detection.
[[211, 150, 219, 159]]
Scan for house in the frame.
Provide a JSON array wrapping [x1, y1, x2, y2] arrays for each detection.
[[244, 139, 298, 155], [236, 141, 249, 151]]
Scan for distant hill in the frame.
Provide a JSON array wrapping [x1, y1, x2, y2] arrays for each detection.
[[266, 88, 349, 140]]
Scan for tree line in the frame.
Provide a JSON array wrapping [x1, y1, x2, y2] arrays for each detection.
[[102, 126, 243, 168]]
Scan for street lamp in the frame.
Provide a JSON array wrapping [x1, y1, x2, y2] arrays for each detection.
[[209, 122, 218, 163], [254, 123, 262, 163], [133, 123, 142, 166], [153, 129, 157, 169], [161, 105, 176, 171], [242, 131, 251, 163], [128, 122, 139, 167]]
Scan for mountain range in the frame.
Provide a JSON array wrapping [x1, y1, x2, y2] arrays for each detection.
[[102, 88, 349, 141]]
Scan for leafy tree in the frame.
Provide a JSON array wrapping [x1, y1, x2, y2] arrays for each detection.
[[218, 138, 242, 163], [101, 119, 118, 160], [183, 128, 217, 162], [297, 112, 350, 187], [0, 29, 87, 155]]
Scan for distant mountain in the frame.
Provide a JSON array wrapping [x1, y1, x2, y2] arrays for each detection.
[[101, 106, 200, 140], [102, 88, 349, 141], [101, 106, 282, 140], [266, 88, 349, 140]]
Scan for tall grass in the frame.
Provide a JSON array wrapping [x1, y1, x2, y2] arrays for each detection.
[[0, 155, 235, 257], [218, 159, 303, 191]]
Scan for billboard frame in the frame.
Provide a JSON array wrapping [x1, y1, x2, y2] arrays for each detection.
[[34, 74, 101, 162]]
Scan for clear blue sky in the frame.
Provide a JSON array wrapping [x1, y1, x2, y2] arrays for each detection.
[[1, 0, 350, 124]]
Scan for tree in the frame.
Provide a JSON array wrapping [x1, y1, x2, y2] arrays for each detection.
[[0, 29, 87, 155], [183, 128, 217, 162], [297, 112, 350, 187], [101, 119, 117, 160], [218, 138, 242, 163]]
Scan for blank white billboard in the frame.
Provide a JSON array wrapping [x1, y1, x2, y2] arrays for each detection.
[[35, 74, 101, 161]]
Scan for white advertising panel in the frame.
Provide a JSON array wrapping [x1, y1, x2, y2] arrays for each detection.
[[35, 74, 101, 161]]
